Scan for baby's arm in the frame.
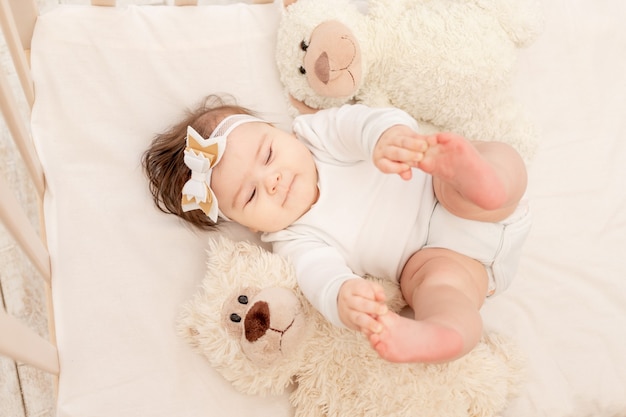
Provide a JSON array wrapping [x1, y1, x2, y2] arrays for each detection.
[[338, 278, 388, 335], [373, 125, 430, 180], [271, 238, 380, 329]]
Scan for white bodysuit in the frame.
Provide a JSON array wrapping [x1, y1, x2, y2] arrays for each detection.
[[262, 104, 531, 328], [263, 105, 436, 327]]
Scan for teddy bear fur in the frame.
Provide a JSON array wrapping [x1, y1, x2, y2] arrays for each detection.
[[178, 236, 525, 417], [272, 0, 544, 160]]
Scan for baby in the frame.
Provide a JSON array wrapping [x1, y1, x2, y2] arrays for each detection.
[[143, 95, 531, 363]]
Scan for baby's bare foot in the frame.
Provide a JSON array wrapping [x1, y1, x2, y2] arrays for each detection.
[[418, 133, 507, 210], [368, 311, 464, 363]]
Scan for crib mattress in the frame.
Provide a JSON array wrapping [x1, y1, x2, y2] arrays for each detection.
[[29, 1, 626, 416]]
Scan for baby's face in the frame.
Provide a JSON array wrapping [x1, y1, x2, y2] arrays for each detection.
[[211, 122, 318, 232]]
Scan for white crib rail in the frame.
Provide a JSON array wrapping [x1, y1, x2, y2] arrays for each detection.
[[0, 0, 36, 107], [0, 0, 60, 378], [0, 308, 58, 375], [0, 0, 41, 192]]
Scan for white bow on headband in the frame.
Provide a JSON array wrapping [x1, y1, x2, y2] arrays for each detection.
[[181, 125, 224, 222], [180, 114, 265, 222]]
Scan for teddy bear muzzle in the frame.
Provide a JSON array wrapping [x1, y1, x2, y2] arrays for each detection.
[[303, 20, 362, 98], [239, 286, 306, 367]]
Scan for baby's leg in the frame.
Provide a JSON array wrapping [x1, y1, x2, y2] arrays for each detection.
[[419, 133, 527, 222], [369, 248, 488, 363]]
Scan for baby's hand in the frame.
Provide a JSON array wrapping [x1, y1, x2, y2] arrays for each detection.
[[373, 125, 430, 180], [338, 278, 388, 335]]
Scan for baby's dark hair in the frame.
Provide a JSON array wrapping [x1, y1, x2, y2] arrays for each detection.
[[142, 95, 257, 231]]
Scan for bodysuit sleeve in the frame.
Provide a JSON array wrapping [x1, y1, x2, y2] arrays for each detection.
[[272, 236, 359, 328], [292, 104, 419, 164], [270, 104, 420, 328]]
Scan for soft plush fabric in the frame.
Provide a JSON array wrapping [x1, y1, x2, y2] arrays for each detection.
[[28, 1, 626, 416], [274, 0, 543, 160], [178, 236, 525, 417]]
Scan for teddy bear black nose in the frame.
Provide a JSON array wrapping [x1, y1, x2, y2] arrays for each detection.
[[244, 301, 270, 342]]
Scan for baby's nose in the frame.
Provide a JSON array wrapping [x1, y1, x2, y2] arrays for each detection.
[[265, 172, 281, 194]]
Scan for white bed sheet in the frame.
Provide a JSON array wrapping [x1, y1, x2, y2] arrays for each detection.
[[31, 4, 292, 416], [29, 1, 626, 416], [484, 1, 626, 415]]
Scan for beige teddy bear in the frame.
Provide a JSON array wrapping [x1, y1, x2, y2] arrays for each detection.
[[178, 236, 525, 417], [269, 0, 543, 160]]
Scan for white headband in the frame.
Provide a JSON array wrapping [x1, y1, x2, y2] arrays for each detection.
[[181, 114, 265, 222]]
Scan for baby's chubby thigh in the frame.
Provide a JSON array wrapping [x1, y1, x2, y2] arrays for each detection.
[[398, 247, 490, 313]]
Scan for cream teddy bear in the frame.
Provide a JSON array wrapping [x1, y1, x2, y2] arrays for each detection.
[[270, 0, 543, 160], [178, 236, 525, 417]]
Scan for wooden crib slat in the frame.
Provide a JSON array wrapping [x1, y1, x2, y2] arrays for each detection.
[[0, 308, 59, 375], [0, 175, 51, 282], [91, 0, 116, 5], [3, 0, 37, 50], [0, 69, 45, 196], [0, 0, 36, 107]]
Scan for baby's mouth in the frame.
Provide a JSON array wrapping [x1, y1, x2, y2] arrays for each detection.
[[281, 176, 294, 207]]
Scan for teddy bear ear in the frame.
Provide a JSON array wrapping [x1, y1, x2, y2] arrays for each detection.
[[176, 302, 204, 350], [182, 325, 200, 347], [207, 235, 246, 262]]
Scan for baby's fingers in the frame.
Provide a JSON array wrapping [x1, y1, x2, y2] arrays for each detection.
[[349, 293, 389, 318], [385, 144, 425, 163], [376, 143, 425, 167], [344, 280, 387, 311], [338, 279, 389, 333], [376, 158, 411, 176], [351, 311, 384, 335]]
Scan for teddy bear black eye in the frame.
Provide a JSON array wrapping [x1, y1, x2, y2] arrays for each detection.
[[237, 295, 248, 305], [230, 313, 242, 323], [300, 40, 309, 51], [299, 66, 306, 75]]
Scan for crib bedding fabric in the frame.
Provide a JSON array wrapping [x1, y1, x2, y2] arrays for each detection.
[[29, 1, 626, 417]]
